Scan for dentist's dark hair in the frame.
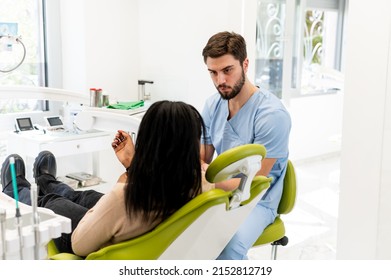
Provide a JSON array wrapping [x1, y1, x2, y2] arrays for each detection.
[[202, 31, 247, 64], [125, 100, 205, 223]]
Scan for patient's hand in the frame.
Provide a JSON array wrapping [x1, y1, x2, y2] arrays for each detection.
[[201, 170, 215, 192], [112, 130, 134, 169]]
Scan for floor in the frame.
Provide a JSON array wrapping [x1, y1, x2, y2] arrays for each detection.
[[248, 155, 340, 260]]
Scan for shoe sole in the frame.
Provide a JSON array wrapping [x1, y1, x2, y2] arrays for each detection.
[[1, 154, 25, 190], [33, 150, 56, 184]]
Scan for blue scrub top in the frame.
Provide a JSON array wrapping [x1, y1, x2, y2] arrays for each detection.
[[201, 88, 291, 209]]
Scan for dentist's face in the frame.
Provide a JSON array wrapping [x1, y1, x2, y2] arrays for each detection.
[[206, 54, 247, 100]]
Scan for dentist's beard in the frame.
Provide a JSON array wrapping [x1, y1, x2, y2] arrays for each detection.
[[217, 70, 245, 100]]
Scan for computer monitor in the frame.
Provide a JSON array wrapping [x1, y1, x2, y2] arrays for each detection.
[[44, 116, 65, 130], [15, 117, 34, 131]]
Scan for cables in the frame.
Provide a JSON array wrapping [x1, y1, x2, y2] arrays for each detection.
[[0, 35, 26, 73]]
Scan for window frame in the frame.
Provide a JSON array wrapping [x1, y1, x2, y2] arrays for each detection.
[[0, 0, 49, 113], [254, 0, 348, 103]]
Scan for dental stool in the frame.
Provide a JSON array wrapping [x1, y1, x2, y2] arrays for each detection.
[[251, 160, 297, 259], [48, 144, 271, 260]]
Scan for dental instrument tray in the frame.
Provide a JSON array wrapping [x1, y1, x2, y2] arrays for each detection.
[[65, 172, 102, 188]]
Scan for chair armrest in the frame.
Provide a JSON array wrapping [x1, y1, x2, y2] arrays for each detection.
[[47, 239, 83, 260], [49, 253, 83, 260]]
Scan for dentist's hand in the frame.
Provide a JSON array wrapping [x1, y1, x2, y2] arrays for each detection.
[[112, 130, 134, 169]]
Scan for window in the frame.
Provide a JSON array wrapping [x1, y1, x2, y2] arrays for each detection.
[[0, 0, 46, 113], [301, 6, 344, 95], [255, 0, 286, 98], [255, 0, 347, 99]]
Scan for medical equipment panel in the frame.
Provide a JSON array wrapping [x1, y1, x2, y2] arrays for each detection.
[[15, 117, 34, 132]]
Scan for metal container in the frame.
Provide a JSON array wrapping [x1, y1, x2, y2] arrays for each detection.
[[90, 88, 102, 107], [90, 88, 96, 107], [95, 88, 103, 107], [102, 94, 110, 106]]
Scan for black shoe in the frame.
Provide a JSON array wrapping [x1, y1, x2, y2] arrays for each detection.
[[1, 154, 26, 190], [33, 151, 57, 183]]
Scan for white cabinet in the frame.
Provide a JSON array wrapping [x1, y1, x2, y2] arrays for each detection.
[[7, 130, 112, 182]]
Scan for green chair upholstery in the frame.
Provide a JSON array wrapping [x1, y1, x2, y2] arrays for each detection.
[[48, 144, 271, 260], [252, 160, 297, 259], [49, 189, 231, 260]]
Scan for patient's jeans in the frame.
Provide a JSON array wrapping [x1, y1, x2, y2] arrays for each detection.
[[3, 174, 104, 255]]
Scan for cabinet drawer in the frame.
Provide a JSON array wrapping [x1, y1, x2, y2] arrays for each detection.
[[40, 136, 110, 157]]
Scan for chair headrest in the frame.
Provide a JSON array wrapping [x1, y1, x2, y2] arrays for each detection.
[[205, 144, 266, 183], [205, 144, 267, 209]]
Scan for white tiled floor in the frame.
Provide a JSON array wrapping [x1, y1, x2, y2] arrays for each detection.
[[249, 155, 340, 260]]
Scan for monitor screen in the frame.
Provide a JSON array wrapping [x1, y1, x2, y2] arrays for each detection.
[[47, 116, 63, 127], [16, 117, 34, 131]]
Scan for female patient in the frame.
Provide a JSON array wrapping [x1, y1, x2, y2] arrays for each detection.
[[1, 100, 206, 257]]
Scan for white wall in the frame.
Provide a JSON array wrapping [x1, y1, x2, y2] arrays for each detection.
[[56, 0, 249, 107], [137, 0, 341, 161], [288, 93, 343, 162], [1, 0, 343, 174], [137, 0, 256, 111], [337, 0, 391, 259], [58, 0, 140, 102], [51, 0, 343, 164]]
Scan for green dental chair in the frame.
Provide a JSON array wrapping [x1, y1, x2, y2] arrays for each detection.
[[251, 160, 297, 259], [48, 144, 272, 260]]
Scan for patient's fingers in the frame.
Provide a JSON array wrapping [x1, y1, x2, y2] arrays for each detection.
[[112, 130, 131, 149], [112, 134, 124, 149]]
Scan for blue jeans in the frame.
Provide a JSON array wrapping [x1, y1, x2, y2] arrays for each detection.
[[3, 174, 104, 254], [216, 203, 277, 260]]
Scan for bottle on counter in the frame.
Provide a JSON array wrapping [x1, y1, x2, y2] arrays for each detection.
[[95, 88, 103, 107], [102, 94, 110, 107], [90, 88, 96, 107], [90, 88, 103, 107]]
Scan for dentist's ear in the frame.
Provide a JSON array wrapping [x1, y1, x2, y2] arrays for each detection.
[[242, 58, 249, 73]]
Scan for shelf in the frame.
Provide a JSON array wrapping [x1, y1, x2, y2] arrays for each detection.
[[0, 86, 89, 104]]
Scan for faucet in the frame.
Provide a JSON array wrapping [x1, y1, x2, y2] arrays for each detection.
[[138, 80, 154, 101]]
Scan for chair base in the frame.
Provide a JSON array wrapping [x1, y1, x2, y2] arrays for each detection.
[[270, 236, 289, 260]]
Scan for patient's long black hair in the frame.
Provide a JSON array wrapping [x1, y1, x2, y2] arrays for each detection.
[[125, 100, 205, 223]]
